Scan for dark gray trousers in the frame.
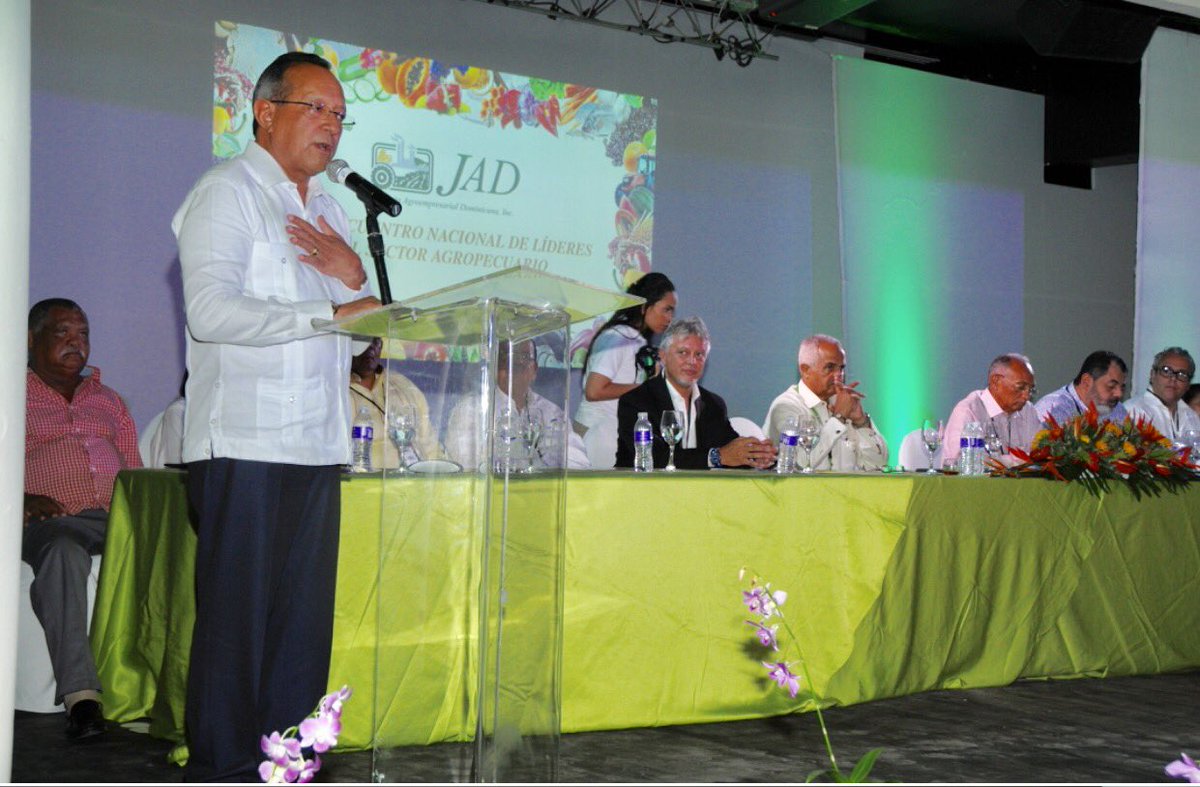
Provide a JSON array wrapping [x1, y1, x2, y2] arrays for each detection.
[[21, 508, 106, 705]]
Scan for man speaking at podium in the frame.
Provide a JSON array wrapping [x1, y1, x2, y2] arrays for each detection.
[[173, 52, 379, 781]]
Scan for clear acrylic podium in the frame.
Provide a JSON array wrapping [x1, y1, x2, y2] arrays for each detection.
[[325, 267, 640, 782]]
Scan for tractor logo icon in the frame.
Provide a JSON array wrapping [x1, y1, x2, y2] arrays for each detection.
[[371, 141, 434, 194]]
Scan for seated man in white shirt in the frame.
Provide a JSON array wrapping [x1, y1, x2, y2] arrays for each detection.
[[944, 353, 1041, 467], [1124, 346, 1200, 442], [762, 334, 887, 471], [349, 337, 445, 469], [445, 339, 589, 470]]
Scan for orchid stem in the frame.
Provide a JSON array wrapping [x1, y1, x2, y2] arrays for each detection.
[[780, 614, 840, 778], [756, 581, 842, 779]]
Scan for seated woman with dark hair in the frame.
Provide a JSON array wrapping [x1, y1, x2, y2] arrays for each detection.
[[573, 272, 676, 469]]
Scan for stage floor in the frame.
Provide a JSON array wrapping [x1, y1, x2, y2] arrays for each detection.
[[13, 669, 1200, 783]]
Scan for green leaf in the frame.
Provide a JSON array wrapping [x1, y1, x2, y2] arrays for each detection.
[[848, 748, 883, 782]]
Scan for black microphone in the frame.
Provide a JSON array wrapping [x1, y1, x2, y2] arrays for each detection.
[[325, 159, 403, 217]]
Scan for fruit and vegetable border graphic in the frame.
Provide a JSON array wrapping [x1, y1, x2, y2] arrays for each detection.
[[212, 21, 657, 369]]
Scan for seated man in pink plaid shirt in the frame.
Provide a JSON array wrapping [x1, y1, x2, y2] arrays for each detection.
[[24, 298, 141, 741]]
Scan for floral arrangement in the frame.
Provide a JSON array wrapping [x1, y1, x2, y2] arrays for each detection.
[[259, 686, 352, 784], [1168, 752, 1200, 782], [741, 570, 881, 783], [989, 403, 1197, 499]]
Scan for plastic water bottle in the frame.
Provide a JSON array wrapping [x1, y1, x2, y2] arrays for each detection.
[[633, 412, 653, 473], [958, 422, 976, 476], [351, 404, 374, 473], [971, 423, 987, 476], [776, 418, 799, 474], [960, 421, 983, 476]]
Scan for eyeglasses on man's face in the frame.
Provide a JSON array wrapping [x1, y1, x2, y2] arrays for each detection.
[[1155, 365, 1193, 383], [1001, 377, 1036, 398], [269, 99, 354, 128]]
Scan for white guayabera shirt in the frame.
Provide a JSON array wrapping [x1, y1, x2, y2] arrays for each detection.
[[174, 141, 369, 465]]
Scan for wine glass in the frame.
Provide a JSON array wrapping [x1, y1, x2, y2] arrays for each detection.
[[921, 419, 944, 474], [797, 416, 820, 474], [387, 403, 417, 473], [983, 421, 1004, 457], [660, 410, 684, 471], [522, 409, 544, 472]]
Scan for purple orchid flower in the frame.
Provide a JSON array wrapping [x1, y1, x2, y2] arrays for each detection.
[[295, 755, 322, 784], [742, 587, 768, 615], [746, 620, 779, 650], [1167, 753, 1200, 783], [260, 731, 301, 767], [299, 711, 342, 753], [260, 685, 351, 782], [763, 661, 801, 698], [258, 754, 303, 784], [258, 760, 279, 783], [320, 685, 353, 719], [760, 588, 787, 618]]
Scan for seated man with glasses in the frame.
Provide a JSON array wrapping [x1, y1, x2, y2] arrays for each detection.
[[1125, 346, 1200, 442], [944, 353, 1041, 468], [615, 317, 775, 470]]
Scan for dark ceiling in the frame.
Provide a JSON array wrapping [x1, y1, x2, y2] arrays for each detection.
[[752, 0, 1200, 94], [745, 0, 1200, 185]]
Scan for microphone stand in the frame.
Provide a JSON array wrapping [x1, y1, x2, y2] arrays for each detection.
[[363, 208, 393, 305]]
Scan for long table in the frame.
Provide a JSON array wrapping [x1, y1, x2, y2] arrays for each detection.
[[92, 469, 1200, 750]]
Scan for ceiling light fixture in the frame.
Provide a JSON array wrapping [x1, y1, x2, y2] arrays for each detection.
[[478, 0, 779, 65]]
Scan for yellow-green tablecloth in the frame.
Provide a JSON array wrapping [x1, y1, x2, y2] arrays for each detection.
[[92, 470, 1200, 749]]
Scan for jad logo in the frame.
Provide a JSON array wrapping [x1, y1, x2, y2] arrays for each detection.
[[369, 139, 521, 198], [370, 141, 434, 194]]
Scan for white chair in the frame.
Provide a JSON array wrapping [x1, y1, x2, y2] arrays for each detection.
[[16, 555, 102, 713], [138, 410, 165, 467], [583, 426, 618, 470], [898, 428, 942, 470], [730, 417, 766, 440], [139, 397, 186, 468]]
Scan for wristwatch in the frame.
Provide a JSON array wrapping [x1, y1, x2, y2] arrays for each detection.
[[709, 447, 722, 468]]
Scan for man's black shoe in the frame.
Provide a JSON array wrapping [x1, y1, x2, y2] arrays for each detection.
[[65, 699, 106, 741]]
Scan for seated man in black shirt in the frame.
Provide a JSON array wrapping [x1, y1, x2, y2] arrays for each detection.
[[616, 316, 775, 470]]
